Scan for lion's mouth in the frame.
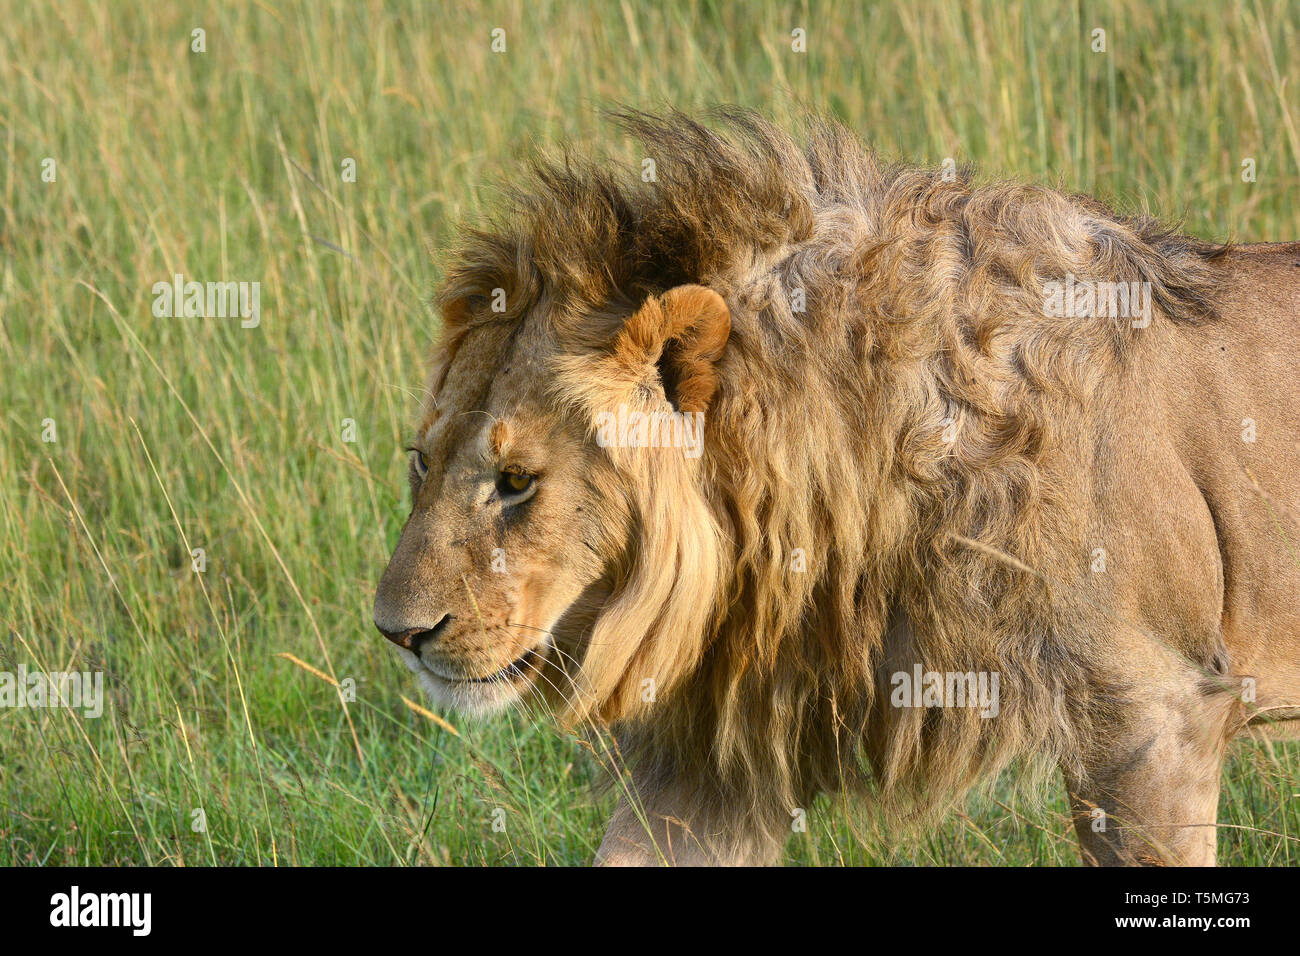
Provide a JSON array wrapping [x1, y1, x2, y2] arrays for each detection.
[[422, 642, 548, 686]]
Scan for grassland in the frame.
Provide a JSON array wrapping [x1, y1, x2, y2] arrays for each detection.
[[3, 0, 1300, 865]]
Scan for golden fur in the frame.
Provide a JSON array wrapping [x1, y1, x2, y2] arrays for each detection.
[[375, 108, 1300, 865]]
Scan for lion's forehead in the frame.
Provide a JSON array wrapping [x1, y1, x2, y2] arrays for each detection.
[[419, 319, 554, 452]]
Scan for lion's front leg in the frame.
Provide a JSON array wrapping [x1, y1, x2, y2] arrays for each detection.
[[1064, 694, 1235, 866], [594, 780, 785, 866], [1066, 773, 1219, 867]]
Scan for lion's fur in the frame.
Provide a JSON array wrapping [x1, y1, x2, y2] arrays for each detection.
[[429, 109, 1240, 855]]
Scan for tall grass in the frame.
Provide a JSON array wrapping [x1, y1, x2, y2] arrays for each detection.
[[2, 0, 1298, 865]]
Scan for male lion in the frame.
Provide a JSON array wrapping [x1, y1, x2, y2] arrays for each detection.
[[374, 108, 1300, 866]]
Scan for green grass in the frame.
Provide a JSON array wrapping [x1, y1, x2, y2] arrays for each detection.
[[2, 0, 1299, 865]]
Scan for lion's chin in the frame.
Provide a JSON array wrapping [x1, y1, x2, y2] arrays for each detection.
[[396, 642, 546, 718]]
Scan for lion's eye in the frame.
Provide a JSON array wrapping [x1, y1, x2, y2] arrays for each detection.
[[409, 448, 429, 479], [496, 469, 537, 503]]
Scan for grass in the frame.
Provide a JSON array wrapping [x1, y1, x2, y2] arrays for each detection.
[[2, 0, 1299, 865]]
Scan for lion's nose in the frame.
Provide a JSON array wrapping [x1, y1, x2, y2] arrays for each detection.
[[375, 614, 452, 651]]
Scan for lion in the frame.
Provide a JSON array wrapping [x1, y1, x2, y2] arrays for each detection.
[[373, 107, 1300, 866]]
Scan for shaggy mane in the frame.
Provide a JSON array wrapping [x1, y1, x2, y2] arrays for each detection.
[[434, 108, 1226, 851]]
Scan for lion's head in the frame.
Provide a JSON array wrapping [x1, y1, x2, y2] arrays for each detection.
[[373, 282, 732, 720]]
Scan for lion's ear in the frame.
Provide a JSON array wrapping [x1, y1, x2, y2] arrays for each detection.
[[616, 285, 731, 413]]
